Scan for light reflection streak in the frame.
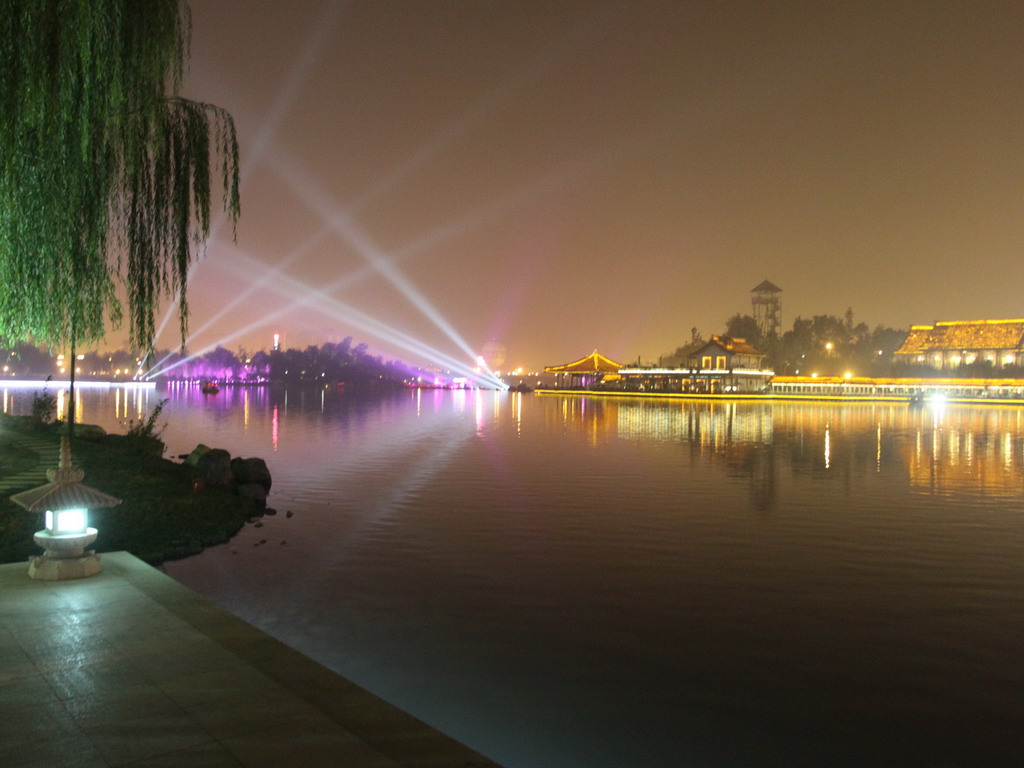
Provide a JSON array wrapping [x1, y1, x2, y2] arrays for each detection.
[[475, 389, 485, 436], [824, 424, 831, 470], [253, 397, 480, 588], [272, 406, 279, 452], [452, 388, 467, 413], [876, 423, 882, 472]]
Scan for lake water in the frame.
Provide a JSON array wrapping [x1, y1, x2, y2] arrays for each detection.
[[8, 383, 1024, 766]]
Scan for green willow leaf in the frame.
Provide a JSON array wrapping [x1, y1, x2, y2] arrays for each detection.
[[0, 0, 239, 352]]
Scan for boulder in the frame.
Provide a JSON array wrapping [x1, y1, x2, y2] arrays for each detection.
[[230, 457, 272, 491], [237, 483, 267, 508], [184, 444, 212, 467], [192, 448, 233, 487], [61, 423, 107, 442]]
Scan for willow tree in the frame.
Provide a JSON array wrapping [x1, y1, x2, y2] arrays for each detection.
[[0, 0, 240, 355]]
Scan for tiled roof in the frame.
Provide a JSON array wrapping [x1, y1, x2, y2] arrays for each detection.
[[11, 480, 121, 512], [896, 326, 934, 355], [896, 320, 1024, 355], [751, 279, 782, 293], [700, 336, 765, 357], [545, 350, 624, 373]]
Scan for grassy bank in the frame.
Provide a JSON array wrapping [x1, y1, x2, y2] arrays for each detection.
[[0, 416, 259, 565]]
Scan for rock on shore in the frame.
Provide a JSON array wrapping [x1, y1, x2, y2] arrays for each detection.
[[186, 444, 272, 507]]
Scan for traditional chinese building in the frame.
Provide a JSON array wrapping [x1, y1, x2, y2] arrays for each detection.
[[619, 336, 773, 394], [690, 336, 767, 372], [544, 350, 625, 389], [895, 319, 1024, 370]]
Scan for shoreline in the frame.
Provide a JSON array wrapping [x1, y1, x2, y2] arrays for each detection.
[[534, 388, 1024, 406], [0, 552, 501, 766]]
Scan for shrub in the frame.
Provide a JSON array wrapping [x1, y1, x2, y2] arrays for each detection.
[[122, 398, 169, 457], [30, 378, 57, 426]]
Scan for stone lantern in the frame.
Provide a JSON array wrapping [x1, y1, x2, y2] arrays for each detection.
[[11, 436, 121, 580]]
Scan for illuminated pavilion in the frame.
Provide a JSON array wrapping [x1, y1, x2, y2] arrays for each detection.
[[619, 335, 773, 394], [896, 319, 1024, 370], [544, 350, 625, 389]]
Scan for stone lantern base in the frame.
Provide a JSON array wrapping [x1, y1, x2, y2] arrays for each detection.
[[28, 529, 101, 581], [29, 552, 102, 580]]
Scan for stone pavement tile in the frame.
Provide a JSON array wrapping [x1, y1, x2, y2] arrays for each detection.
[[126, 638, 246, 682], [62, 587, 158, 620], [0, 671, 54, 706], [1, 553, 503, 768], [0, 697, 106, 768], [0, 582, 72, 629], [43, 655, 153, 700], [79, 710, 212, 766], [219, 720, 402, 768], [129, 740, 244, 767], [0, 730, 108, 768], [181, 686, 337, 741], [156, 662, 285, 710], [0, 697, 81, 739], [63, 684, 189, 731], [101, 616, 213, 657], [0, 637, 40, 687], [12, 623, 126, 674]]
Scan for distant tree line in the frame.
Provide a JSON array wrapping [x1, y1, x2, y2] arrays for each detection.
[[729, 309, 908, 376], [660, 309, 1024, 378], [0, 337, 415, 387], [662, 309, 910, 377], [1, 343, 140, 379]]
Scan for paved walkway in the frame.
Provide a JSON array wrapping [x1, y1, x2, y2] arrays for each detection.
[[0, 428, 55, 495], [0, 552, 501, 767]]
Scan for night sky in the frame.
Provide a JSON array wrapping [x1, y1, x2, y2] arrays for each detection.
[[161, 0, 1024, 371]]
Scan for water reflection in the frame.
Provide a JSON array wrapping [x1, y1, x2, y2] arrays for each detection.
[[15, 386, 1022, 767], [546, 396, 1024, 503], [6, 383, 1023, 504]]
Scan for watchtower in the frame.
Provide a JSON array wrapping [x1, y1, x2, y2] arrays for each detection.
[[751, 279, 782, 339]]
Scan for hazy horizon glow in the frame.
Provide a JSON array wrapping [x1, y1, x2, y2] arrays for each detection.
[[101, 1, 1024, 371]]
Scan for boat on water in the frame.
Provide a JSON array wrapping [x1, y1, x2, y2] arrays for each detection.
[[201, 382, 220, 394]]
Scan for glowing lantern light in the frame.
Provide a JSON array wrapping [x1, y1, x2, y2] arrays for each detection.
[[11, 437, 120, 580]]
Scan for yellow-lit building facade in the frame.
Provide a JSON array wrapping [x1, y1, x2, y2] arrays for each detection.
[[896, 319, 1024, 370]]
